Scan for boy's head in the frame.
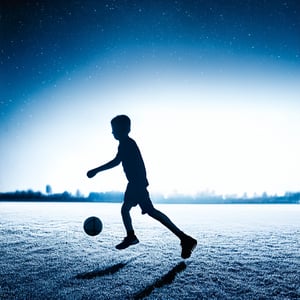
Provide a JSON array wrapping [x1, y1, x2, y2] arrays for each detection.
[[111, 115, 131, 140]]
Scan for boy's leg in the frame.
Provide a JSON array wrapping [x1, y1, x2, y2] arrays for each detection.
[[121, 201, 134, 235], [116, 201, 139, 250], [147, 208, 185, 239], [147, 208, 197, 259]]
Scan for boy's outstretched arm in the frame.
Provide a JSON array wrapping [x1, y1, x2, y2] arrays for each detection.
[[87, 155, 121, 178]]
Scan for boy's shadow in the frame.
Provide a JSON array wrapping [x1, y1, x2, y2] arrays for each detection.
[[75, 255, 143, 279], [75, 258, 187, 299], [75, 261, 128, 279], [133, 261, 187, 299]]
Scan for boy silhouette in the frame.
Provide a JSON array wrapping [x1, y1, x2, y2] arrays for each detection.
[[87, 115, 197, 258]]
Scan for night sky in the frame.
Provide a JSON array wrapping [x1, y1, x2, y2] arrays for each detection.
[[1, 1, 300, 196]]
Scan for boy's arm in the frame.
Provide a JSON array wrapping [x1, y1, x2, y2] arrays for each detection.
[[87, 154, 121, 178]]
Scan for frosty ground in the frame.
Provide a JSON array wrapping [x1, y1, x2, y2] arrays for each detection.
[[0, 203, 299, 299]]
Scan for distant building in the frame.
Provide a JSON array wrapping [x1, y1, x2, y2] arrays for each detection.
[[46, 185, 52, 195]]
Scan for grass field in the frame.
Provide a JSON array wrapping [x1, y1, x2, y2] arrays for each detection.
[[1, 202, 299, 299]]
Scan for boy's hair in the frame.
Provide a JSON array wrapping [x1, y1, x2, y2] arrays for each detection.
[[111, 115, 131, 134]]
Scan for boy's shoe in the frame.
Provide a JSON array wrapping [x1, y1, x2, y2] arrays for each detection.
[[180, 235, 197, 259], [115, 235, 139, 250]]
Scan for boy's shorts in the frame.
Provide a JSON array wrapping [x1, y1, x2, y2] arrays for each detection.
[[124, 183, 154, 214]]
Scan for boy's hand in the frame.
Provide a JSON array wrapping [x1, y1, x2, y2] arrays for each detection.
[[87, 169, 97, 178]]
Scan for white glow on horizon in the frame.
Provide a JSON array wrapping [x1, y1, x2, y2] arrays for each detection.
[[1, 64, 300, 197]]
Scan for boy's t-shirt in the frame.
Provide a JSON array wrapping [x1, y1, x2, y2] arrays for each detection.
[[117, 137, 149, 187]]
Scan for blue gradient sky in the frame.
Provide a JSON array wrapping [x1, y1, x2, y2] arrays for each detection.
[[1, 1, 300, 196]]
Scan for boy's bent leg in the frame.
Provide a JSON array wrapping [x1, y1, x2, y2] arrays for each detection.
[[121, 202, 134, 234], [116, 202, 139, 250]]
